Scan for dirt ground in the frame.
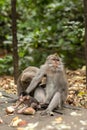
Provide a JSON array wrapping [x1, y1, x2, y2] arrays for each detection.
[[0, 91, 87, 130]]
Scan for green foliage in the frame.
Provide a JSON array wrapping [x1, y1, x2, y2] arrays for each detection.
[[0, 0, 85, 75], [0, 55, 13, 75]]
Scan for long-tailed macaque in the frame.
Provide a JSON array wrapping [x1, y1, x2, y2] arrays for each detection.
[[17, 66, 39, 96], [24, 53, 68, 115], [17, 66, 46, 104]]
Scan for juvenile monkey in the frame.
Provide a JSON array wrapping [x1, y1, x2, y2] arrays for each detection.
[[17, 66, 46, 103], [17, 66, 39, 96], [24, 53, 68, 115]]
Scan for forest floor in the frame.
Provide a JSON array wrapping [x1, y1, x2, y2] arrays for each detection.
[[0, 66, 87, 130]]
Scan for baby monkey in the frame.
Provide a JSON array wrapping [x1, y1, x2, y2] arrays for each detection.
[[24, 53, 68, 115]]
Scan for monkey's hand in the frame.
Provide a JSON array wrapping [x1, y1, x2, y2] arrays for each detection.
[[40, 103, 48, 109], [18, 93, 30, 104], [41, 109, 54, 116]]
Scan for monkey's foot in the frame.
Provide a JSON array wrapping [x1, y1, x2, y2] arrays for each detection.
[[41, 109, 54, 116]]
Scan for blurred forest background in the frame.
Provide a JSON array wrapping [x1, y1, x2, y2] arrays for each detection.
[[0, 0, 85, 75]]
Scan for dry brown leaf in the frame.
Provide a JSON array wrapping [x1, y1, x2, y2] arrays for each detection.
[[55, 117, 63, 123], [6, 106, 15, 114], [18, 120, 27, 127], [10, 116, 22, 127], [23, 107, 36, 115], [0, 118, 3, 124]]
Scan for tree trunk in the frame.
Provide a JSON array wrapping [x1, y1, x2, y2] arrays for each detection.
[[83, 0, 87, 89], [11, 0, 19, 84]]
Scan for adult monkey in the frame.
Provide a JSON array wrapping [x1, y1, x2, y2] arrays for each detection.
[[23, 53, 68, 115]]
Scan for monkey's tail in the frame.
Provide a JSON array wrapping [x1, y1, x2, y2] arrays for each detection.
[[63, 104, 81, 110]]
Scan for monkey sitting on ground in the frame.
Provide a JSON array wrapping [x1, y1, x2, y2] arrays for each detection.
[[17, 66, 46, 104], [17, 66, 39, 96], [23, 53, 68, 115]]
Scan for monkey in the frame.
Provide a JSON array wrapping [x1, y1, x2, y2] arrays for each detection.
[[17, 66, 46, 103], [17, 66, 39, 96], [23, 53, 68, 115]]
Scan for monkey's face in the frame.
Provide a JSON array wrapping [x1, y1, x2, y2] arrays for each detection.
[[46, 54, 60, 66]]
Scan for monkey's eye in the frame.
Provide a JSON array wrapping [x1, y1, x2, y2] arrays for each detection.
[[53, 58, 59, 61], [56, 59, 60, 61]]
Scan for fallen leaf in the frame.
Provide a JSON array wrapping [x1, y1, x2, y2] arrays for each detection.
[[80, 120, 87, 126], [12, 116, 19, 121], [18, 120, 27, 127], [26, 122, 39, 129], [6, 106, 15, 114], [56, 124, 71, 129], [10, 116, 22, 127], [17, 122, 39, 130], [70, 111, 82, 116], [0, 118, 3, 124], [23, 107, 36, 115], [55, 117, 63, 123]]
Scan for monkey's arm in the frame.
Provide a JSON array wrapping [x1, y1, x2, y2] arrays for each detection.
[[26, 65, 47, 94]]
